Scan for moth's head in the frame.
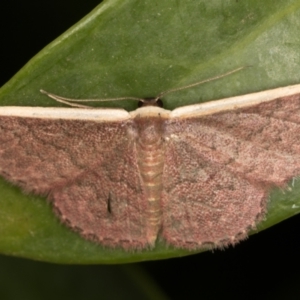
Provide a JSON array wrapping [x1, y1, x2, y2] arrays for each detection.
[[138, 98, 163, 108]]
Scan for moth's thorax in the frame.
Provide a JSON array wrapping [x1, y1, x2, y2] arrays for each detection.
[[133, 108, 168, 245], [130, 106, 170, 119]]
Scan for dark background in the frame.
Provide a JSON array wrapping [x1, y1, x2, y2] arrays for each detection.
[[1, 1, 300, 299]]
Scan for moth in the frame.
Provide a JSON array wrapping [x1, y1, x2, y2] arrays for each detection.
[[1, 68, 300, 250]]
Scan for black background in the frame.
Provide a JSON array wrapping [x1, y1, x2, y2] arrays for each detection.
[[1, 1, 300, 299]]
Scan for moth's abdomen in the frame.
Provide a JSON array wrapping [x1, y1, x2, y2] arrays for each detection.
[[135, 116, 165, 246]]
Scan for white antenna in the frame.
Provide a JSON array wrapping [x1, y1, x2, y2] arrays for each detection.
[[41, 66, 248, 108]]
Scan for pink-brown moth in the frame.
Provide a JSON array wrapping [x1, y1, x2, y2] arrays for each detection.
[[1, 71, 300, 251]]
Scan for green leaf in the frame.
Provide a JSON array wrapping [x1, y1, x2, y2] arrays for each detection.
[[0, 255, 168, 300], [1, 0, 300, 263]]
